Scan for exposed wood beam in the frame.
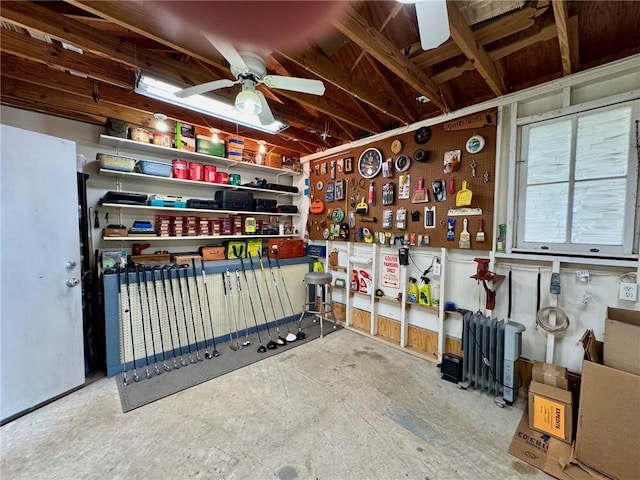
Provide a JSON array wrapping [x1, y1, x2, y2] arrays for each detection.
[[1, 97, 107, 126], [447, 3, 507, 97], [353, 100, 385, 133], [332, 119, 358, 142], [277, 47, 411, 124], [411, 6, 544, 69], [0, 56, 331, 152], [552, 0, 573, 75], [331, 8, 448, 112], [351, 2, 404, 71], [431, 16, 578, 84], [364, 55, 417, 121], [0, 28, 134, 88]]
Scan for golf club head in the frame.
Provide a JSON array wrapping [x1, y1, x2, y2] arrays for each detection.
[[205, 351, 213, 359], [212, 349, 220, 357], [277, 336, 287, 345], [286, 332, 297, 342], [242, 340, 252, 346], [267, 340, 278, 350], [257, 344, 267, 353], [296, 331, 306, 340]]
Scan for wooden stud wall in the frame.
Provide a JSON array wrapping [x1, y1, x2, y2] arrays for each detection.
[[407, 325, 463, 359], [308, 111, 497, 250], [352, 308, 371, 332], [376, 316, 401, 343]]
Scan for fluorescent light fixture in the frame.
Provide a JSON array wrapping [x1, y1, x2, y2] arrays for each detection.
[[135, 72, 288, 134]]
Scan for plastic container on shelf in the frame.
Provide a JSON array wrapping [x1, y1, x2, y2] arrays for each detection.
[[97, 153, 136, 172], [204, 165, 217, 183], [172, 159, 188, 179], [152, 132, 172, 148], [188, 162, 204, 181], [215, 171, 229, 184], [136, 160, 172, 177]]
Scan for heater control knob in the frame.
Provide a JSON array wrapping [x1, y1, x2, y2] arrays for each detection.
[[66, 277, 80, 288], [66, 261, 77, 270]]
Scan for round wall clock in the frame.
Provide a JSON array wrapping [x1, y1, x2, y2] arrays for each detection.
[[414, 126, 432, 145], [391, 139, 403, 154], [466, 134, 486, 154], [357, 147, 383, 178]]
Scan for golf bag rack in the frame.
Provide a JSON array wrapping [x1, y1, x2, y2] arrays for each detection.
[[458, 311, 525, 407]]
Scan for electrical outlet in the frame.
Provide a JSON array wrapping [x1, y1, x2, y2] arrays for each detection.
[[619, 283, 638, 302]]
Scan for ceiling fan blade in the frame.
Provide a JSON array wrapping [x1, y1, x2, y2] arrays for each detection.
[[255, 90, 276, 125], [262, 75, 325, 96], [175, 79, 237, 98], [202, 32, 249, 73], [415, 0, 450, 51]]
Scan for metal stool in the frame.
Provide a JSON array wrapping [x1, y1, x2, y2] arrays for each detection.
[[298, 272, 335, 337]]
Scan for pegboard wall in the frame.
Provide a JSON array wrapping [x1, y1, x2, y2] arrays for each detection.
[[308, 111, 497, 250]]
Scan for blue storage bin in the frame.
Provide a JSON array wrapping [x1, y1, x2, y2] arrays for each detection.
[[136, 160, 172, 177]]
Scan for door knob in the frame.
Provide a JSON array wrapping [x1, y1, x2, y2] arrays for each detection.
[[66, 261, 77, 270], [66, 277, 80, 287]]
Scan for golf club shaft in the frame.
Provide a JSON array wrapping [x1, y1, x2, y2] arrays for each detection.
[[248, 254, 276, 342], [135, 266, 152, 378], [117, 266, 128, 385], [124, 268, 139, 382], [258, 253, 285, 342], [142, 267, 161, 375], [182, 266, 202, 361], [175, 266, 196, 363], [199, 259, 219, 355], [191, 259, 212, 358], [167, 266, 188, 367], [151, 267, 171, 371], [238, 253, 265, 347]]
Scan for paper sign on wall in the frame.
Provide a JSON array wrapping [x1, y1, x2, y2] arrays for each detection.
[[381, 254, 400, 288]]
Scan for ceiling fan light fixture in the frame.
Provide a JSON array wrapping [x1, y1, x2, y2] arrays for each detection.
[[235, 88, 262, 116]]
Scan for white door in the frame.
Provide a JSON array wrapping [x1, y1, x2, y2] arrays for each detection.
[[1, 124, 85, 422]]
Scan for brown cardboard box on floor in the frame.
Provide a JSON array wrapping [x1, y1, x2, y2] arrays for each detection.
[[509, 411, 592, 480], [604, 307, 640, 375], [528, 381, 573, 444], [574, 329, 640, 480], [532, 361, 569, 390]]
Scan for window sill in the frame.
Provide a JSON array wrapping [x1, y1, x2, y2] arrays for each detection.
[[495, 251, 638, 267]]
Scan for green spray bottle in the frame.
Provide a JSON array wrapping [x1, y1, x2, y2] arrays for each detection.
[[407, 277, 419, 303], [419, 276, 431, 306]]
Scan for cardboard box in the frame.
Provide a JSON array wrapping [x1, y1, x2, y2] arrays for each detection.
[[195, 135, 225, 157], [103, 227, 128, 237], [509, 411, 592, 480], [175, 121, 195, 152], [575, 331, 640, 480], [532, 361, 569, 390], [528, 381, 573, 443], [604, 307, 640, 375]]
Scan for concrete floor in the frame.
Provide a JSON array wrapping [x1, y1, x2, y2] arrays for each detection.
[[1, 329, 549, 479]]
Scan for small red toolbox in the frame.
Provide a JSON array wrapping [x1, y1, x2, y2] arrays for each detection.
[[268, 239, 304, 259], [199, 245, 226, 261]]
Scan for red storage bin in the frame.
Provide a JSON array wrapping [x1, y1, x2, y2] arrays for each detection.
[[188, 162, 204, 181], [172, 159, 188, 179], [215, 171, 229, 184], [204, 165, 217, 183]]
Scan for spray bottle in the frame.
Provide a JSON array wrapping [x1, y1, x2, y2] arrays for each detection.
[[407, 277, 419, 303], [419, 276, 431, 306], [351, 269, 360, 292]]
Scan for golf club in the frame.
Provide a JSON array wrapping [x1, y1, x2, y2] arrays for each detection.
[[274, 253, 305, 340], [191, 258, 213, 359], [237, 249, 267, 353], [175, 265, 197, 364], [142, 267, 161, 376], [160, 265, 182, 369], [257, 252, 286, 345], [182, 266, 202, 361], [248, 253, 278, 350], [226, 268, 244, 350], [199, 259, 220, 357], [234, 269, 252, 346], [222, 271, 240, 351], [135, 265, 153, 379], [117, 266, 129, 385], [166, 265, 188, 367], [266, 254, 296, 342], [124, 266, 139, 382], [150, 266, 171, 372]]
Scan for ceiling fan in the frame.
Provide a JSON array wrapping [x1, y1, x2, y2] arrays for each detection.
[[175, 34, 325, 125], [404, 0, 450, 51]]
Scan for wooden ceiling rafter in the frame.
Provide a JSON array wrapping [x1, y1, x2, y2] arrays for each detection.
[[551, 0, 574, 75], [331, 7, 449, 112], [447, 3, 507, 97]]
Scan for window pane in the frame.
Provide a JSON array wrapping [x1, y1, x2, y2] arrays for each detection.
[[527, 120, 572, 185], [572, 178, 626, 245], [575, 106, 631, 180], [524, 183, 568, 243]]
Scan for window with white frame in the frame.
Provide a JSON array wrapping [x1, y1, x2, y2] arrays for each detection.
[[516, 100, 639, 257]]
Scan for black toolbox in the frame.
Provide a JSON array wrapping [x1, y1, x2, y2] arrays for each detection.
[[214, 190, 254, 211], [255, 198, 278, 212]]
